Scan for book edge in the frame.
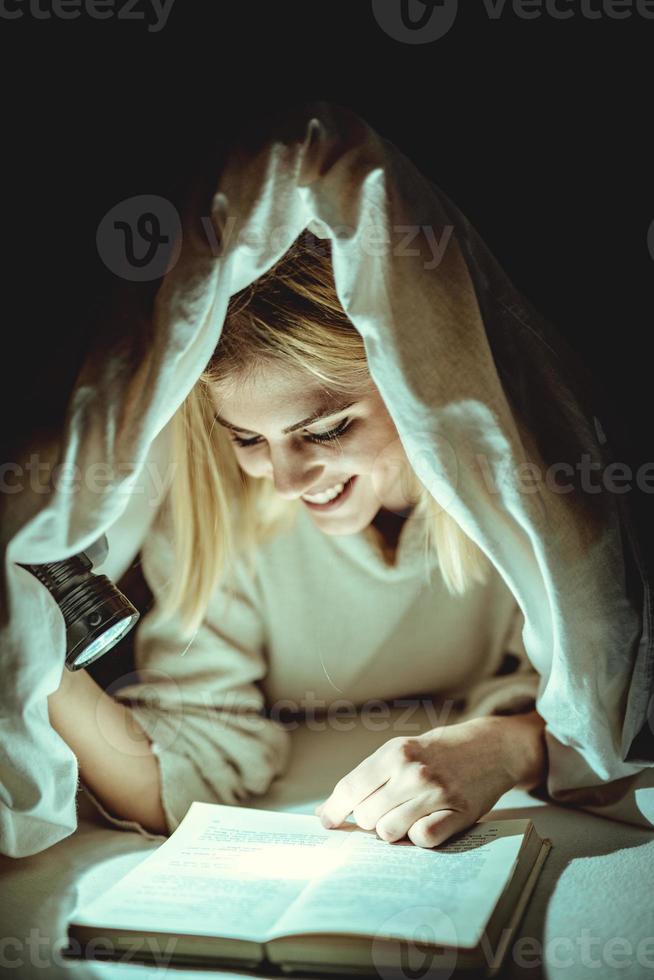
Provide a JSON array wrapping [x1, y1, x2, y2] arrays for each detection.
[[485, 836, 553, 978]]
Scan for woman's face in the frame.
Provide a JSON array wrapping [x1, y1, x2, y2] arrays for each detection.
[[211, 364, 417, 536]]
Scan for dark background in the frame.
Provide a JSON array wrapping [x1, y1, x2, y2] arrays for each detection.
[[2, 1, 652, 561]]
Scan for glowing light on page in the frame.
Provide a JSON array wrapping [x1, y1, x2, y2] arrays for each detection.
[[230, 842, 351, 880]]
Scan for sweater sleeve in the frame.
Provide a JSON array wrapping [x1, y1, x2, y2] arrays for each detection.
[[450, 602, 542, 721], [83, 513, 291, 836]]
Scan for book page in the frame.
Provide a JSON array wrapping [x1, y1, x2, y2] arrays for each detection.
[[71, 802, 356, 943], [270, 819, 530, 950]]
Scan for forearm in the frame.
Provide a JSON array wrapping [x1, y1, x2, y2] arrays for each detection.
[[47, 668, 168, 835], [493, 709, 548, 792]]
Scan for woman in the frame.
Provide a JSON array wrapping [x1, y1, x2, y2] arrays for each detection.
[[48, 230, 547, 849]]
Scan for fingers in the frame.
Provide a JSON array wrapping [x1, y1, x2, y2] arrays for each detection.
[[351, 781, 418, 832], [318, 747, 392, 828], [376, 802, 469, 848], [318, 737, 434, 829], [406, 809, 471, 848], [320, 786, 470, 848], [373, 794, 441, 842]]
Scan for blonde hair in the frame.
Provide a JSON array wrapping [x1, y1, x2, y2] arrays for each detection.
[[163, 232, 490, 637]]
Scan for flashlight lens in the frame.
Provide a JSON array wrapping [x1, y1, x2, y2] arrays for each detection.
[[71, 613, 140, 669]]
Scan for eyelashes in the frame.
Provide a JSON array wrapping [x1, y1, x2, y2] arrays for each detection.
[[230, 418, 353, 449]]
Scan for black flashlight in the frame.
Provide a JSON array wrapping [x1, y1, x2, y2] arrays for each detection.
[[19, 535, 140, 671]]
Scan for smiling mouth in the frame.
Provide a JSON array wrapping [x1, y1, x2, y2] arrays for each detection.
[[301, 476, 357, 511], [302, 477, 351, 501]]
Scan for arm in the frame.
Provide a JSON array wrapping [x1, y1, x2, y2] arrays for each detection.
[[463, 603, 548, 792], [47, 666, 168, 835], [83, 510, 291, 835], [488, 708, 548, 792]]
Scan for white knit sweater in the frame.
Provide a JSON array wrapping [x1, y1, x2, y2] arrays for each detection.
[[83, 500, 540, 838]]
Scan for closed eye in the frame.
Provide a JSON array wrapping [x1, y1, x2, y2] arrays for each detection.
[[231, 417, 353, 448]]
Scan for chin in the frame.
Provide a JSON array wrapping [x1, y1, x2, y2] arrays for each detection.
[[307, 509, 376, 537]]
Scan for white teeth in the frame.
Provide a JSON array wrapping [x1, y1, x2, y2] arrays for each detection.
[[302, 480, 346, 504]]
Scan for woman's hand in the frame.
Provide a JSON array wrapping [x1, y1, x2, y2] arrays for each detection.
[[315, 713, 545, 848]]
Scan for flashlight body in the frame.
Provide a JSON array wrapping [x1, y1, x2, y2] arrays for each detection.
[[18, 550, 139, 670]]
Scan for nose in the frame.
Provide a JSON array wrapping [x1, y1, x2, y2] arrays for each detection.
[[269, 445, 324, 500]]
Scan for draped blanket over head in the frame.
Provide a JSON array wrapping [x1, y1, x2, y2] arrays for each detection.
[[2, 101, 653, 857]]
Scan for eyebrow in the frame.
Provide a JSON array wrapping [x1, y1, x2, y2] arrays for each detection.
[[214, 400, 357, 436]]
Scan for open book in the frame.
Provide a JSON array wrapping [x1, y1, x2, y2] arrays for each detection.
[[67, 802, 551, 977]]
